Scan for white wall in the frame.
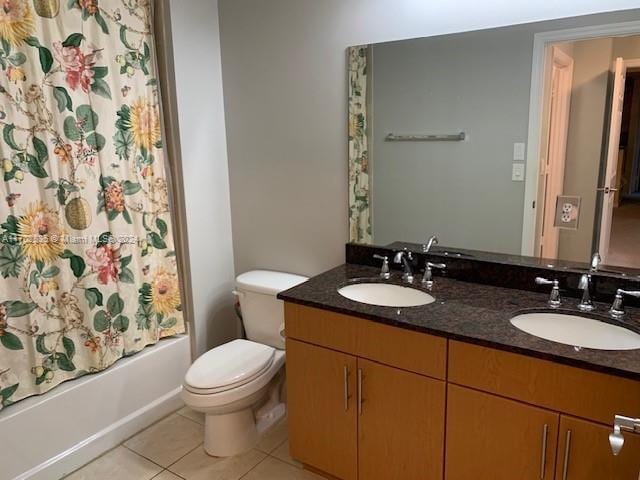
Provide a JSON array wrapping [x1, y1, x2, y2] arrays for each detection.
[[170, 0, 239, 356], [218, 0, 640, 277]]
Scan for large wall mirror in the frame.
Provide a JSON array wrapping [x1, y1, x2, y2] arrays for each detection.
[[347, 12, 640, 269]]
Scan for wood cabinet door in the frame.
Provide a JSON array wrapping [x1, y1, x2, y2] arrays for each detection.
[[556, 415, 640, 480], [286, 339, 358, 480], [446, 384, 559, 480], [358, 359, 446, 480]]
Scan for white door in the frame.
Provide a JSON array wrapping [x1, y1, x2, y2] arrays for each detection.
[[598, 57, 627, 264], [539, 47, 574, 259]]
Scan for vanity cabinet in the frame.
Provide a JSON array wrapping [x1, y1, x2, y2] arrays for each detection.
[[285, 304, 446, 480], [445, 386, 640, 480], [447, 341, 640, 480], [284, 303, 640, 480], [445, 384, 559, 480]]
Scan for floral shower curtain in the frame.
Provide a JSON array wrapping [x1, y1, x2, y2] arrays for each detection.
[[0, 0, 184, 408], [348, 45, 371, 243]]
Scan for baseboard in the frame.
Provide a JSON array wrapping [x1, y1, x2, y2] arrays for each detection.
[[15, 387, 184, 480]]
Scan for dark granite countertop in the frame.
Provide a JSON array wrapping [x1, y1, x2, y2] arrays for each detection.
[[278, 263, 640, 381]]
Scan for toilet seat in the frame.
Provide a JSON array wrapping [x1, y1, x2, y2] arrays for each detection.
[[182, 349, 285, 412], [184, 339, 275, 395]]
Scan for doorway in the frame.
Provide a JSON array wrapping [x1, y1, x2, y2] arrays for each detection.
[[529, 31, 640, 267], [521, 21, 640, 260]]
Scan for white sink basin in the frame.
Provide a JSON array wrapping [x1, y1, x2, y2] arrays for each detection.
[[338, 283, 435, 307], [510, 313, 640, 351]]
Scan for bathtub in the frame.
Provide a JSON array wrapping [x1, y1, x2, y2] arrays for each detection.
[[0, 335, 191, 480]]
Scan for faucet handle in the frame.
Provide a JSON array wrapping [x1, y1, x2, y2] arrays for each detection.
[[393, 249, 413, 263], [535, 277, 561, 308], [422, 262, 446, 289], [609, 289, 640, 318], [372, 254, 390, 280]]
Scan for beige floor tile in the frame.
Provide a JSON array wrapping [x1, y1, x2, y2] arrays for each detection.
[[271, 440, 301, 468], [124, 413, 204, 467], [255, 418, 288, 454], [242, 457, 323, 480], [177, 406, 205, 425], [152, 471, 183, 480], [169, 447, 266, 480], [65, 446, 162, 480]]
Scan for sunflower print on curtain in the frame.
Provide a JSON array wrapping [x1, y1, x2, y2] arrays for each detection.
[[0, 0, 185, 408]]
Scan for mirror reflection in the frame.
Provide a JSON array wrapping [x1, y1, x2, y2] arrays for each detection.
[[347, 25, 640, 269]]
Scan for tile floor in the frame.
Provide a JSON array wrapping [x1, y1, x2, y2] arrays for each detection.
[[64, 407, 323, 480]]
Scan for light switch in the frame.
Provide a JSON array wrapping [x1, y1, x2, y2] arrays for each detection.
[[512, 163, 525, 182], [513, 142, 526, 161]]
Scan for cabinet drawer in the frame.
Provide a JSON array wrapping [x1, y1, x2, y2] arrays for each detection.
[[356, 318, 446, 380], [448, 341, 640, 424], [285, 303, 447, 380], [285, 303, 359, 354]]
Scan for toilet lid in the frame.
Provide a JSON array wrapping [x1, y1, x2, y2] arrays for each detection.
[[184, 339, 275, 391]]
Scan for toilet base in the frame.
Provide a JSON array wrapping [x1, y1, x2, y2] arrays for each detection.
[[203, 401, 286, 457], [203, 407, 259, 457]]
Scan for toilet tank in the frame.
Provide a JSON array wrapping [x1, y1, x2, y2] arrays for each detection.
[[235, 270, 308, 349]]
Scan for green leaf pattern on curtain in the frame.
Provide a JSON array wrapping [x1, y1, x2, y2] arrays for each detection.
[[348, 45, 371, 243], [0, 0, 185, 409]]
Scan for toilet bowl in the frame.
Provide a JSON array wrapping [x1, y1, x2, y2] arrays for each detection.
[[181, 270, 307, 457]]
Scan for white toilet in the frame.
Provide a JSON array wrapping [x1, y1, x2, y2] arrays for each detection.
[[181, 270, 307, 457]]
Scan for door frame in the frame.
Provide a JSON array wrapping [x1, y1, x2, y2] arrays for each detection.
[[537, 46, 574, 259], [521, 20, 640, 256]]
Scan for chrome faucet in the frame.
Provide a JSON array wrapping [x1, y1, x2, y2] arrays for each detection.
[[535, 277, 561, 308], [609, 289, 640, 319], [577, 274, 595, 312], [423, 235, 439, 253], [372, 254, 390, 280], [394, 250, 414, 283], [609, 415, 640, 455]]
